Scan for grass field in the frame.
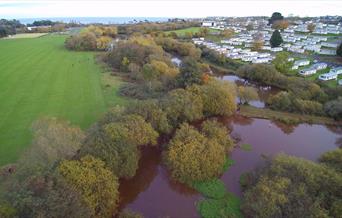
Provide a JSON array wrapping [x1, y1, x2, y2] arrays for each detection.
[[2, 33, 48, 39], [165, 27, 219, 36], [0, 35, 126, 165]]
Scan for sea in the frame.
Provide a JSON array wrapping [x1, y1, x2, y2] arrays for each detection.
[[18, 17, 171, 25]]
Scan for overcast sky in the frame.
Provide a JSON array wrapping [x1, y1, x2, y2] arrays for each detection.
[[0, 0, 341, 19]]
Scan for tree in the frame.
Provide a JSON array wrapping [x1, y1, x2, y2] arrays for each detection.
[[246, 23, 254, 31], [162, 88, 203, 126], [272, 20, 289, 31], [164, 123, 226, 184], [241, 153, 342, 218], [220, 28, 235, 38], [59, 155, 119, 218], [270, 30, 283, 48], [189, 80, 237, 117], [127, 100, 172, 134], [96, 36, 112, 50], [238, 86, 259, 104], [324, 97, 342, 120], [201, 119, 234, 153], [176, 57, 203, 87], [272, 51, 293, 74], [319, 148, 342, 173], [269, 12, 284, 25], [252, 39, 264, 51], [104, 114, 159, 146], [307, 23, 316, 33], [337, 42, 342, 57]]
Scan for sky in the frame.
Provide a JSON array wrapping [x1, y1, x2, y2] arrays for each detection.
[[0, 0, 341, 19]]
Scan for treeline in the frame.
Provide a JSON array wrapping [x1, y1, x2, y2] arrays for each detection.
[[117, 21, 200, 35], [241, 148, 342, 218], [65, 25, 118, 51], [105, 35, 209, 99], [0, 19, 24, 38], [27, 20, 59, 27], [236, 64, 342, 119]]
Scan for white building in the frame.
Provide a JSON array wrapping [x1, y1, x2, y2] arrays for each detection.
[[319, 72, 338, 81], [299, 68, 317, 76], [294, 59, 310, 67], [202, 21, 217, 27]]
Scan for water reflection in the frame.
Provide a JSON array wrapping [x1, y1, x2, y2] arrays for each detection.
[[119, 116, 341, 217]]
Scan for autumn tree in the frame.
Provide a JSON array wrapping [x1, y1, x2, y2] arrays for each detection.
[[201, 119, 234, 153], [252, 39, 264, 51], [246, 23, 254, 31], [272, 20, 289, 31], [220, 28, 235, 38], [164, 123, 226, 184], [307, 23, 316, 33], [238, 86, 259, 104], [270, 30, 283, 47], [319, 148, 342, 173], [96, 36, 112, 50], [189, 80, 237, 117], [162, 88, 203, 126], [59, 155, 119, 218], [127, 100, 172, 134]]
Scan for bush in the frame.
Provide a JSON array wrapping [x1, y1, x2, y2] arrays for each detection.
[[164, 123, 226, 184]]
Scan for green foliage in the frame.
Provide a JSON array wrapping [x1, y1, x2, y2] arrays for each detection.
[[59, 155, 119, 218], [237, 86, 259, 104], [104, 114, 159, 146], [222, 158, 235, 172], [241, 153, 342, 218], [270, 30, 283, 48], [162, 88, 203, 126], [176, 56, 204, 87], [240, 143, 252, 151], [324, 97, 342, 120], [337, 42, 342, 57], [0, 201, 16, 218], [189, 80, 237, 117], [197, 193, 242, 218], [201, 119, 235, 153], [272, 51, 293, 75], [269, 12, 284, 25], [319, 148, 342, 173], [127, 100, 172, 134], [164, 123, 226, 184], [1, 119, 91, 218], [193, 178, 226, 199]]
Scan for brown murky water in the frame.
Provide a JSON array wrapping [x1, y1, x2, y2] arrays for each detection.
[[118, 116, 341, 218]]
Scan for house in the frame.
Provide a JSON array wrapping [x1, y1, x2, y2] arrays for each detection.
[[339, 80, 342, 86], [294, 59, 310, 67], [288, 57, 294, 62], [202, 21, 217, 27], [291, 65, 299, 70], [321, 42, 339, 48], [319, 72, 338, 81], [299, 68, 317, 76]]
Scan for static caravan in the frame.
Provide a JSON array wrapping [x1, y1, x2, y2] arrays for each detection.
[[312, 63, 328, 70], [294, 59, 310, 67], [299, 68, 317, 76], [319, 72, 338, 81]]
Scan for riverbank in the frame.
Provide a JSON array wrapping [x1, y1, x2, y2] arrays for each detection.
[[239, 105, 342, 126]]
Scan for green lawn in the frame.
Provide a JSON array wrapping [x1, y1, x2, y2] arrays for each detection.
[[0, 35, 125, 165], [165, 27, 219, 36]]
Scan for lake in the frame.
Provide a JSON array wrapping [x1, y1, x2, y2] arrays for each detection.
[[118, 116, 342, 217]]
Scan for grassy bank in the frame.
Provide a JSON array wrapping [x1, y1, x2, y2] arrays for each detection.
[[239, 105, 341, 126], [0, 35, 126, 165]]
